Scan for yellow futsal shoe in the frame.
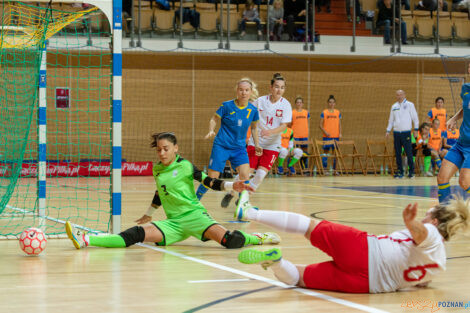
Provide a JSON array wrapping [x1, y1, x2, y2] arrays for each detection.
[[65, 221, 87, 249], [253, 232, 281, 245]]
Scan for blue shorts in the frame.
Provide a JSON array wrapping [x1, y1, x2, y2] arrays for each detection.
[[294, 137, 308, 149], [323, 137, 339, 150], [208, 143, 249, 173], [444, 142, 470, 169]]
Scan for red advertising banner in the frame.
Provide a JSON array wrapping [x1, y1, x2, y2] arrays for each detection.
[[0, 162, 153, 177]]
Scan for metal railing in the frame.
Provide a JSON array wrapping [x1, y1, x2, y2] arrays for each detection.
[[124, 0, 466, 53]]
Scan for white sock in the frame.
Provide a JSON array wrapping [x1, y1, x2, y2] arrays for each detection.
[[249, 168, 267, 190], [271, 259, 300, 286], [247, 209, 310, 235], [225, 175, 241, 197]]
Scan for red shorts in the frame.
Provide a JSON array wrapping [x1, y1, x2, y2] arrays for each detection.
[[247, 146, 279, 171], [303, 220, 369, 293]]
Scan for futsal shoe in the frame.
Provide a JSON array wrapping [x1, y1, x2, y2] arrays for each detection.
[[221, 193, 234, 208], [253, 232, 281, 245], [234, 190, 258, 221], [424, 171, 434, 177], [65, 221, 88, 249], [238, 248, 282, 270], [277, 166, 284, 175], [288, 166, 296, 175]]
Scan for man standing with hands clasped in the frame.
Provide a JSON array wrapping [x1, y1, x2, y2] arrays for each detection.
[[386, 90, 419, 179]]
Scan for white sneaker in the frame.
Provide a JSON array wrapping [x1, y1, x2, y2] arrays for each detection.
[[65, 221, 88, 249], [253, 232, 281, 244], [234, 190, 257, 221], [240, 31, 246, 37], [424, 171, 433, 177]]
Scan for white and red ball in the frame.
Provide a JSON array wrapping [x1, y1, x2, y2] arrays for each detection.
[[19, 228, 47, 255]]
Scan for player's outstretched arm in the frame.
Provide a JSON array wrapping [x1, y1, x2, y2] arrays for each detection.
[[135, 191, 161, 224], [402, 203, 428, 245], [193, 165, 255, 193]]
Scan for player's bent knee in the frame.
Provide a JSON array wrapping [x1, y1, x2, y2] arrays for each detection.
[[119, 226, 146, 247], [220, 230, 245, 249], [458, 177, 470, 190]]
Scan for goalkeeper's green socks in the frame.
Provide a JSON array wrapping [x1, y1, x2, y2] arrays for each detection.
[[89, 235, 126, 248]]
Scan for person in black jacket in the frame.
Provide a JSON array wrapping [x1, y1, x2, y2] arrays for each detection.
[[376, 0, 407, 44], [284, 0, 307, 40]]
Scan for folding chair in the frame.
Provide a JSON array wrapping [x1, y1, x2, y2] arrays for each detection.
[[293, 140, 323, 176], [365, 139, 395, 176], [315, 139, 341, 176], [335, 140, 366, 176]]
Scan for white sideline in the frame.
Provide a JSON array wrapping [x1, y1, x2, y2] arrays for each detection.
[[137, 243, 390, 313]]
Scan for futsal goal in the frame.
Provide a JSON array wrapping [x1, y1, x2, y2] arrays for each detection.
[[0, 0, 122, 238]]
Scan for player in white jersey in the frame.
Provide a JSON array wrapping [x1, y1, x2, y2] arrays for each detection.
[[235, 191, 469, 293], [221, 73, 292, 208]]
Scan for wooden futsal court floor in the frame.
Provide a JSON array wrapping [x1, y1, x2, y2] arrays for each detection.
[[2, 175, 470, 313]]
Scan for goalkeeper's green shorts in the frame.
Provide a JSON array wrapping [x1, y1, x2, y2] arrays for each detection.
[[152, 209, 218, 246]]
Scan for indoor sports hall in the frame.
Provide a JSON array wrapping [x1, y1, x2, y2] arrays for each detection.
[[1, 0, 469, 312]]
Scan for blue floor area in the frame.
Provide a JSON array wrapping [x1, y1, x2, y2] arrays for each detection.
[[333, 185, 465, 199]]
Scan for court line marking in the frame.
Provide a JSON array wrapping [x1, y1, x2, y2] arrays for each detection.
[[137, 243, 389, 313], [183, 286, 276, 313], [187, 278, 251, 283], [256, 191, 431, 202], [271, 181, 438, 201]]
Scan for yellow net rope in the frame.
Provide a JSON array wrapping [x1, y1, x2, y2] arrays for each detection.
[[0, 1, 97, 48]]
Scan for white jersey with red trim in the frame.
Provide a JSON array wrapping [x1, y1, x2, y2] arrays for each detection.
[[367, 224, 446, 293], [247, 95, 292, 151]]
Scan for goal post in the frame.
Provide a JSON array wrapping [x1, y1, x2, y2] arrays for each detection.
[[0, 0, 122, 237]]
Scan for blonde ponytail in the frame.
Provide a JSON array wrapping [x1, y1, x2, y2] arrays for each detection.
[[433, 196, 470, 241]]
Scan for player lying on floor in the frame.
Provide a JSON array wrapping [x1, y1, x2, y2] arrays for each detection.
[[65, 132, 280, 250], [235, 191, 469, 293]]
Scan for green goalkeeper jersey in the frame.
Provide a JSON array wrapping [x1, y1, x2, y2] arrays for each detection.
[[152, 155, 208, 219]]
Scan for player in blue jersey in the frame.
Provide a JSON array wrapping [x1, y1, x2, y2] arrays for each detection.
[[437, 64, 470, 203], [196, 78, 262, 201]]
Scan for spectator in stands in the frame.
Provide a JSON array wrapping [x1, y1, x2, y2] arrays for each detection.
[[452, 0, 469, 11], [269, 0, 285, 41], [428, 97, 447, 131], [284, 0, 306, 41], [317, 0, 332, 13], [415, 0, 448, 11], [377, 0, 408, 44], [386, 90, 419, 179], [346, 0, 362, 23], [240, 0, 263, 37]]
